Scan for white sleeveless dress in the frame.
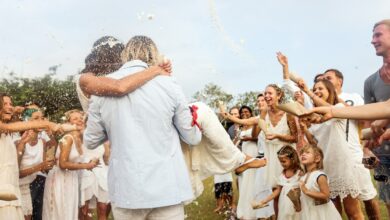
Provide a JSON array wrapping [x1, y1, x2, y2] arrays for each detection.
[[308, 104, 360, 199], [19, 139, 44, 215], [254, 129, 274, 219], [74, 74, 90, 112], [300, 170, 341, 220], [79, 144, 109, 207], [277, 171, 300, 220], [236, 128, 258, 220], [261, 113, 294, 188], [42, 135, 83, 220], [0, 134, 24, 219]]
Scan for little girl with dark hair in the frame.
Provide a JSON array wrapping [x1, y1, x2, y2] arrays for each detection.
[[252, 145, 302, 220]]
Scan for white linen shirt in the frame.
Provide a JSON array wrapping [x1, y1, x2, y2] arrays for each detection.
[[83, 60, 201, 209]]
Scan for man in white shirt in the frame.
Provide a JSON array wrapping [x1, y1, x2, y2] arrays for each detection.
[[323, 69, 380, 219], [84, 36, 201, 220]]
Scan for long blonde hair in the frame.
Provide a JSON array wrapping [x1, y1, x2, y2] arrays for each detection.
[[121, 35, 160, 66]]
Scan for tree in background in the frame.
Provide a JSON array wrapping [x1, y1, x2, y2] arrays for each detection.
[[234, 91, 260, 113], [0, 72, 81, 122], [192, 83, 234, 110], [192, 83, 260, 112]]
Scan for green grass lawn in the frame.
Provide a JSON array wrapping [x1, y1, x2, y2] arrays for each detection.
[[91, 174, 387, 219], [184, 176, 389, 220]]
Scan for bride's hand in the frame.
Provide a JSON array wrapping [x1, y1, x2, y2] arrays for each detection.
[[218, 101, 229, 119]]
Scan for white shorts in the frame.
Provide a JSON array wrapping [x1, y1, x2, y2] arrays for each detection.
[[353, 161, 377, 201], [112, 203, 184, 220], [80, 185, 110, 208], [19, 184, 32, 216]]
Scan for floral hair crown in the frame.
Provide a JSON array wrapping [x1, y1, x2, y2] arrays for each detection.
[[92, 37, 122, 51]]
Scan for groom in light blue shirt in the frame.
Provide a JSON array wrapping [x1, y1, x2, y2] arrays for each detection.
[[84, 36, 201, 219]]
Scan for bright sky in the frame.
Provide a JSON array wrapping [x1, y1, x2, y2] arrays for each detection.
[[1, 0, 389, 98]]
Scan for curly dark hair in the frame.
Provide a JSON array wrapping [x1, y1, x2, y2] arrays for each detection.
[[81, 36, 125, 76]]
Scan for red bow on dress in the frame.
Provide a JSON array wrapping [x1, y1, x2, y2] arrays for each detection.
[[189, 105, 201, 129]]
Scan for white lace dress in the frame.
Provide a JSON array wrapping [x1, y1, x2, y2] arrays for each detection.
[[308, 104, 360, 199], [236, 128, 258, 220], [0, 134, 24, 219], [277, 171, 300, 220], [42, 135, 83, 220], [261, 113, 294, 188], [300, 170, 341, 220]]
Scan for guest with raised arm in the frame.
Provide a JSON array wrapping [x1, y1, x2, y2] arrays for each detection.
[[322, 69, 380, 219]]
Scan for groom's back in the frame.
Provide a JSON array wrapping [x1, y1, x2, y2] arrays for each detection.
[[88, 60, 199, 208]]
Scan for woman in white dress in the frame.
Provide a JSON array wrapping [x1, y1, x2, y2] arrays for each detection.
[[42, 110, 98, 220], [0, 93, 63, 220], [236, 106, 259, 220], [220, 86, 297, 216], [261, 84, 298, 189], [299, 79, 364, 220]]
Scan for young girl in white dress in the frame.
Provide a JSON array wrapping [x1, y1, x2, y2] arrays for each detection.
[[252, 145, 301, 220], [299, 144, 341, 220], [42, 110, 98, 220]]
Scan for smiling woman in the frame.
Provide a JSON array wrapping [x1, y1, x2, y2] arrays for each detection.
[[0, 93, 65, 220]]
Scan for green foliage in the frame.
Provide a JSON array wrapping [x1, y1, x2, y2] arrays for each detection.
[[192, 83, 234, 110], [0, 72, 81, 122], [192, 83, 260, 113], [234, 91, 260, 112]]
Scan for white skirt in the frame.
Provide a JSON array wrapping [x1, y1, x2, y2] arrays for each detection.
[[80, 184, 110, 208], [19, 184, 32, 216]]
